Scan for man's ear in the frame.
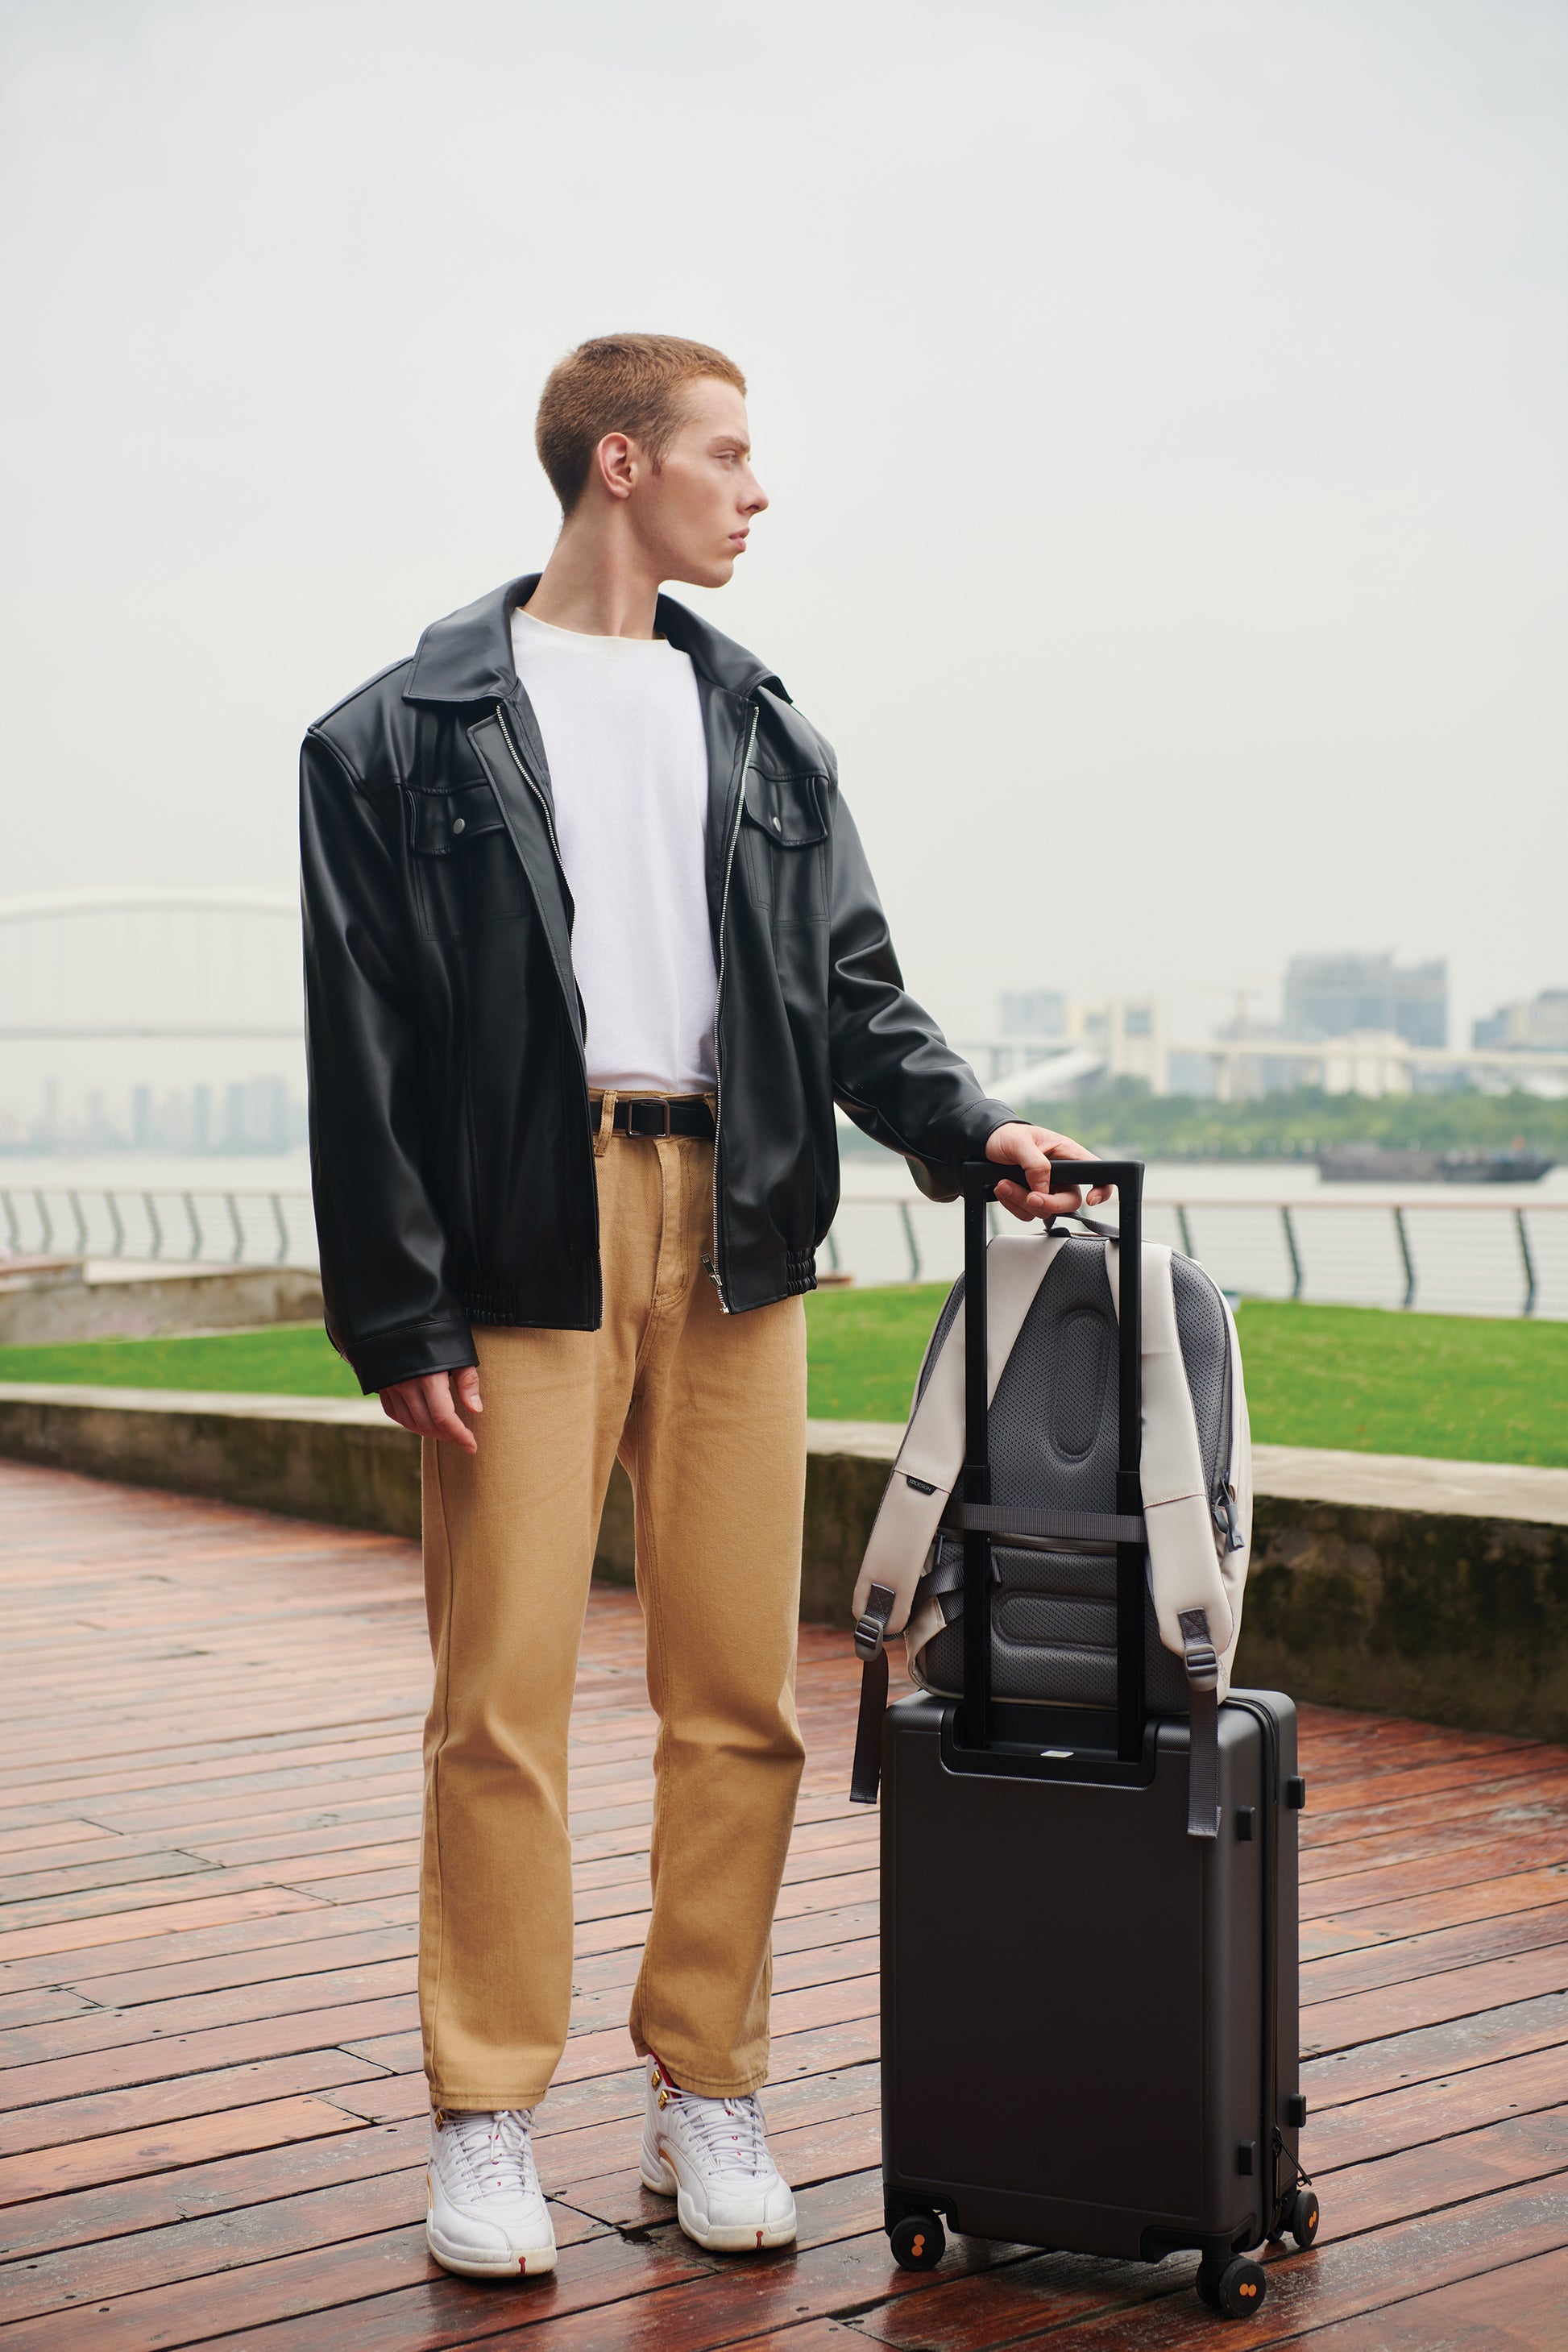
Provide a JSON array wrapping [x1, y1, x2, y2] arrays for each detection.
[[595, 432, 637, 502]]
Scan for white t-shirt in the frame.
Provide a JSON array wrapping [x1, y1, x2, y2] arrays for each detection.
[[509, 607, 717, 1093]]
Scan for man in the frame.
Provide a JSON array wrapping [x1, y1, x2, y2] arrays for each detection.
[[300, 333, 1104, 2281]]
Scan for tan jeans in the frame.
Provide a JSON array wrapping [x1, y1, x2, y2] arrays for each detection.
[[419, 1115, 808, 2109]]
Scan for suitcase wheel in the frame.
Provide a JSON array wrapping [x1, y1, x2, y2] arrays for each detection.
[[1287, 2187, 1321, 2249], [1197, 2254, 1267, 2318], [889, 2213, 946, 2271]]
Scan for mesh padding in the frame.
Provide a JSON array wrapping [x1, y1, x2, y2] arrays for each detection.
[[918, 1586, 1191, 1711], [997, 1592, 1117, 1649], [987, 1240, 1120, 1512], [1170, 1252, 1230, 1495], [919, 1618, 1116, 1707], [993, 1545, 1118, 1599]]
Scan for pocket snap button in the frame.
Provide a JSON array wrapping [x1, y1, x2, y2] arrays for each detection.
[[452, 817, 466, 834], [772, 815, 782, 831]]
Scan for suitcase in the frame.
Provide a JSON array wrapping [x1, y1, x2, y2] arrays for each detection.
[[860, 1160, 1318, 2321]]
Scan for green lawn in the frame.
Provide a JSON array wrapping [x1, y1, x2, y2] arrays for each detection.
[[803, 1287, 1568, 1465], [0, 1325, 363, 1400], [1227, 1300, 1568, 1468], [804, 1284, 952, 1423], [2, 1292, 1564, 1467]]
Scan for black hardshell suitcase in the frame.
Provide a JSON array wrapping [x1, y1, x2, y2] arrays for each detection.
[[871, 1162, 1318, 2321]]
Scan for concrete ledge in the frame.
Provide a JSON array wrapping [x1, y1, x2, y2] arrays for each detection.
[[1243, 1445, 1568, 1744], [0, 1383, 419, 1545], [0, 1267, 325, 1346], [1248, 1441, 1568, 1524], [2, 1385, 1564, 1738], [0, 1385, 902, 1623]]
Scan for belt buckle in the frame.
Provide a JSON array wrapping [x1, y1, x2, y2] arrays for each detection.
[[628, 1097, 671, 1139]]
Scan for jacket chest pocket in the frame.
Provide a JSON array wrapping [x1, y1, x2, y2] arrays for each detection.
[[740, 768, 829, 924], [408, 782, 529, 940]]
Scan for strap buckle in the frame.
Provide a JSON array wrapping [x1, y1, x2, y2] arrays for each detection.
[[854, 1582, 897, 1660], [624, 1097, 673, 1138], [1179, 1607, 1219, 1691]]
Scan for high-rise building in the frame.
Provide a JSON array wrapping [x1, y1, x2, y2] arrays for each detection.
[[998, 989, 1067, 1041], [1472, 989, 1568, 1051], [247, 1074, 290, 1151], [1284, 955, 1447, 1050]]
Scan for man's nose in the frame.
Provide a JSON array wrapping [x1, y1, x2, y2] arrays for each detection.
[[745, 471, 769, 516]]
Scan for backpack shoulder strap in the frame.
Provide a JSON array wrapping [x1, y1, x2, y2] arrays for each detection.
[[850, 1230, 1067, 1644], [1107, 1239, 1236, 1838], [847, 1229, 1066, 1804]]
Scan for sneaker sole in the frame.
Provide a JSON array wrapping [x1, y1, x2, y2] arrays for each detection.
[[425, 2218, 557, 2279], [640, 2150, 796, 2254]]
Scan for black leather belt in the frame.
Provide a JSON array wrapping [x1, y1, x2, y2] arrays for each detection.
[[596, 1096, 716, 1140]]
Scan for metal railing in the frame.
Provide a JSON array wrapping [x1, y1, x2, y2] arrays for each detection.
[[823, 1193, 1568, 1319], [0, 1187, 317, 1271], [4, 1182, 1565, 1320]]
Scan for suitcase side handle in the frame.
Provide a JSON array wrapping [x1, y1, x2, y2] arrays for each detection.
[[956, 1161, 1146, 1761]]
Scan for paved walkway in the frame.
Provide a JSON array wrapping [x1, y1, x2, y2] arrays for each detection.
[[0, 1461, 1565, 2347]]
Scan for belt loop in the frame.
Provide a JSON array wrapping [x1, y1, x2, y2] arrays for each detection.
[[593, 1091, 616, 1158]]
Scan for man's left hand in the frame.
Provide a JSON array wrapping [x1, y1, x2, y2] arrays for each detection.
[[985, 1122, 1114, 1222]]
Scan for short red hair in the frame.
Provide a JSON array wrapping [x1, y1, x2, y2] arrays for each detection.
[[535, 333, 747, 514]]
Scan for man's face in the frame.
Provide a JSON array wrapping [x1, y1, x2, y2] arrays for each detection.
[[627, 378, 767, 590]]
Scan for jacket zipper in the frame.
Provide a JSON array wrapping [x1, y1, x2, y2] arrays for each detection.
[[707, 699, 761, 1312]]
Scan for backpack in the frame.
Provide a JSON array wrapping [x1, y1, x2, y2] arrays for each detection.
[[848, 1222, 1252, 1836]]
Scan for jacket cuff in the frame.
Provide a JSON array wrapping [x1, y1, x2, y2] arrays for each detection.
[[960, 1097, 1019, 1154], [342, 1316, 479, 1397], [906, 1097, 1018, 1203]]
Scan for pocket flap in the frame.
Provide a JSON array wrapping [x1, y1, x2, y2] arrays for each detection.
[[409, 781, 508, 857], [743, 767, 828, 848]]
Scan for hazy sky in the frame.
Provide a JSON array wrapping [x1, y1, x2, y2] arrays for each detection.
[[2, 0, 1565, 1057]]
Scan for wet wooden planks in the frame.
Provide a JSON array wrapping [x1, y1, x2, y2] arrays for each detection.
[[0, 1456, 1565, 2350]]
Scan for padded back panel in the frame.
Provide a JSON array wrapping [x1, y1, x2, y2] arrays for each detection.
[[915, 1235, 1227, 1716]]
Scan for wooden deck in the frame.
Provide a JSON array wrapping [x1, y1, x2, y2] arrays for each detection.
[[0, 1459, 1564, 2349]]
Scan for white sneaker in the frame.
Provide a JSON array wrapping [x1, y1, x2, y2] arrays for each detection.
[[640, 2055, 798, 2252], [426, 2107, 558, 2278]]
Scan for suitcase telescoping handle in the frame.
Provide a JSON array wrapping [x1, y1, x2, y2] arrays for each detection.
[[957, 1160, 1146, 1761]]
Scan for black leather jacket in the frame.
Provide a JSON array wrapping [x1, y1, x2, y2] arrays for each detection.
[[301, 576, 1014, 1392]]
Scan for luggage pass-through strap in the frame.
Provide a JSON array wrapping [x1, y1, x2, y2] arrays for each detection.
[[850, 1649, 890, 1804], [849, 1583, 896, 1805], [1180, 1607, 1222, 1839], [941, 1501, 1147, 1546]]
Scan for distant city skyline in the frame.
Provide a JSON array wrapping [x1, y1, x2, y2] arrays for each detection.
[[2, 894, 1564, 1146]]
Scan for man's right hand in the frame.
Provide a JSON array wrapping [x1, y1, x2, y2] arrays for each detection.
[[379, 1367, 483, 1453]]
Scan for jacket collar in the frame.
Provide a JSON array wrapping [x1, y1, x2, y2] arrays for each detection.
[[404, 574, 787, 706]]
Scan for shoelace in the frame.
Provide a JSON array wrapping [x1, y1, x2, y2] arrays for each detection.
[[666, 2088, 771, 2180], [442, 2107, 541, 2205]]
